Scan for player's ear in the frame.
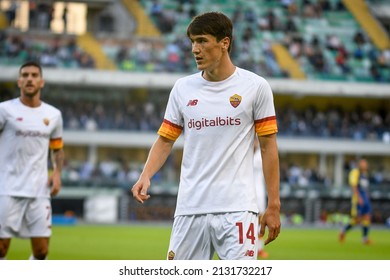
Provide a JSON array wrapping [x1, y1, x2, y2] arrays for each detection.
[[221, 37, 230, 51], [17, 77, 22, 88]]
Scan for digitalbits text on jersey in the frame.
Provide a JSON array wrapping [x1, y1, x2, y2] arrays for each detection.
[[187, 116, 241, 130]]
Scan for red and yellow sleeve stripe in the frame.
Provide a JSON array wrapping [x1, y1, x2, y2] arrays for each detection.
[[255, 116, 278, 136], [50, 138, 64, 150], [158, 119, 183, 141]]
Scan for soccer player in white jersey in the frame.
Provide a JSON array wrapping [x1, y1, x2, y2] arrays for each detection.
[[0, 61, 64, 260], [131, 12, 280, 260]]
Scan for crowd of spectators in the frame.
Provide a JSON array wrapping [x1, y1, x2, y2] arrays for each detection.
[[0, 30, 95, 69], [61, 158, 144, 189], [61, 154, 389, 191], [60, 144, 390, 193], [103, 36, 195, 73], [1, 0, 389, 82], [40, 94, 390, 143], [280, 161, 333, 188], [46, 95, 165, 132], [137, 0, 390, 82], [62, 156, 334, 190], [277, 103, 390, 141], [282, 29, 390, 82]]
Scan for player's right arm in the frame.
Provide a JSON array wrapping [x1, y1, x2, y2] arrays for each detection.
[[258, 133, 281, 245], [49, 148, 64, 197], [131, 135, 175, 203]]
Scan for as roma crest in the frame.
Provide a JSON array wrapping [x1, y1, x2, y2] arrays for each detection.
[[229, 94, 242, 108], [43, 118, 50, 126]]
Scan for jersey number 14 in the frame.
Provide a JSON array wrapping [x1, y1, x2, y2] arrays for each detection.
[[235, 222, 256, 245]]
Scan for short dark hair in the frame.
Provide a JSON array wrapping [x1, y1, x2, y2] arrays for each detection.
[[187, 12, 233, 52], [19, 61, 43, 76]]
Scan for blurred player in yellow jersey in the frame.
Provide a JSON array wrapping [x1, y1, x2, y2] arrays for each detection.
[[339, 158, 372, 245]]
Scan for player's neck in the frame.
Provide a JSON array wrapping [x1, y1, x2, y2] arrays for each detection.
[[202, 57, 236, 82], [19, 95, 42, 108]]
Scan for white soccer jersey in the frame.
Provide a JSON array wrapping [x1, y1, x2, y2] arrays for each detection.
[[0, 98, 63, 198], [158, 67, 277, 216]]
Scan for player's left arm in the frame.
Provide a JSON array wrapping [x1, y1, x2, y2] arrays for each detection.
[[349, 170, 362, 205], [49, 148, 64, 197], [258, 133, 281, 245]]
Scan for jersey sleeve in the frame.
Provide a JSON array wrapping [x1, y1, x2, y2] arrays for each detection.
[[254, 78, 278, 136], [157, 83, 184, 141], [349, 169, 359, 203], [348, 169, 359, 188], [49, 110, 64, 150]]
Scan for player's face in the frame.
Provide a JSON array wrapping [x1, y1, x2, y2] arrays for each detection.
[[189, 34, 228, 72], [359, 159, 368, 172], [18, 66, 44, 97]]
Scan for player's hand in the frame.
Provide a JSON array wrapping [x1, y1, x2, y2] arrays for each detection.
[[259, 206, 281, 245], [131, 176, 151, 204], [48, 170, 62, 197]]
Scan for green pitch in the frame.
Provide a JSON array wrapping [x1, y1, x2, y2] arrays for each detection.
[[6, 224, 390, 260]]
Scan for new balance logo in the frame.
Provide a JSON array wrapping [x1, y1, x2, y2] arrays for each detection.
[[186, 99, 198, 106], [244, 250, 255, 257]]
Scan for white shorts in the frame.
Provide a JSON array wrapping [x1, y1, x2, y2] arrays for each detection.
[[0, 196, 52, 238], [167, 211, 258, 260]]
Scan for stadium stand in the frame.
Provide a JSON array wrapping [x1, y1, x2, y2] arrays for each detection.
[[0, 30, 96, 68], [0, 0, 389, 224], [135, 0, 390, 82]]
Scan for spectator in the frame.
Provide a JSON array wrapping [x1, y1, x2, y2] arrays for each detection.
[[281, 0, 298, 15], [5, 2, 18, 27], [284, 15, 298, 33], [29, 1, 38, 29], [62, 5, 68, 33], [335, 45, 351, 74], [266, 9, 280, 31], [326, 34, 341, 51], [150, 0, 163, 17], [244, 7, 256, 23]]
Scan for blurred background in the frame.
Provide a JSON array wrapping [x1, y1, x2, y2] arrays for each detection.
[[0, 0, 389, 228]]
